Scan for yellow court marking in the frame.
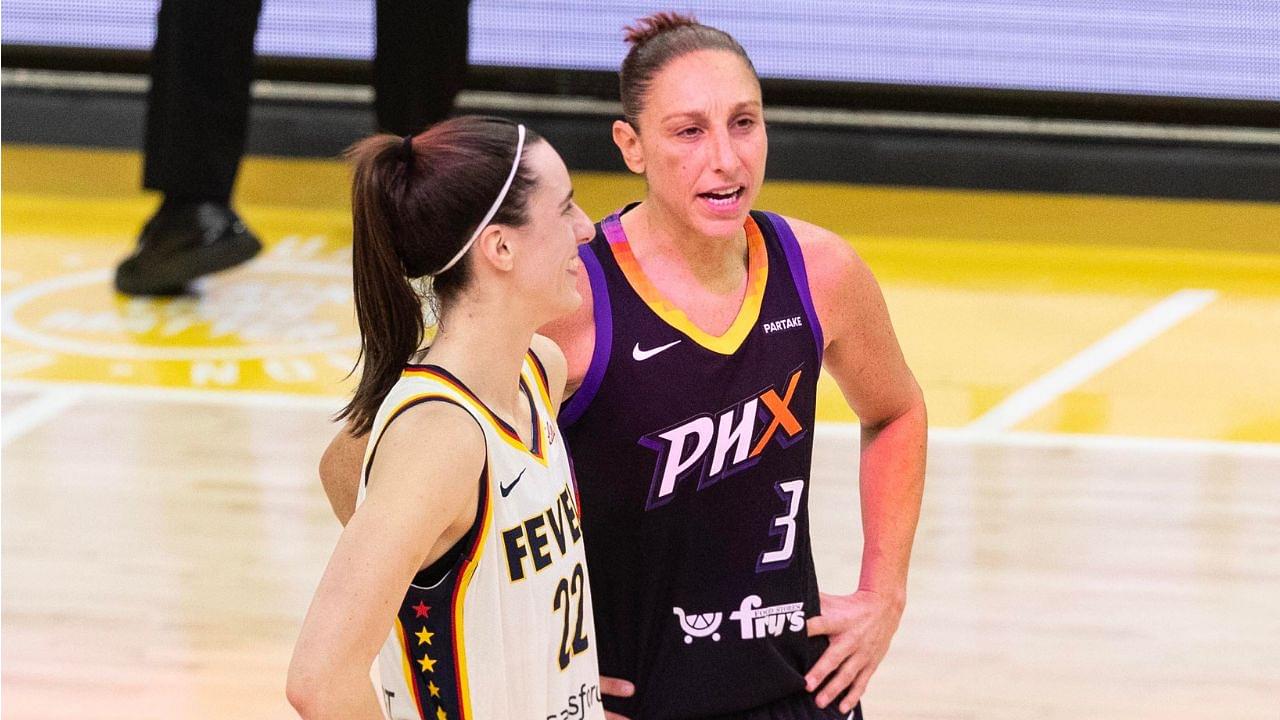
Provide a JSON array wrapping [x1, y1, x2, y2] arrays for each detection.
[[3, 144, 1278, 442], [3, 194, 357, 396]]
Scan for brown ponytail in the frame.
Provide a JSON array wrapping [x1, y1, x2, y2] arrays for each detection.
[[620, 12, 758, 126], [338, 116, 544, 435]]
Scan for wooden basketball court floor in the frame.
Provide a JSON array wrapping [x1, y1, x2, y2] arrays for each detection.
[[3, 145, 1278, 719]]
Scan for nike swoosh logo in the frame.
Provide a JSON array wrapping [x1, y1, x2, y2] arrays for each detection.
[[632, 340, 681, 361], [500, 469, 526, 498]]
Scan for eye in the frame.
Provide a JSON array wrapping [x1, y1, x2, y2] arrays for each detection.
[[734, 116, 757, 130], [676, 126, 702, 138]]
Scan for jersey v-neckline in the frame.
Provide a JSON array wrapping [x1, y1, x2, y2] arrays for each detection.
[[601, 210, 770, 356]]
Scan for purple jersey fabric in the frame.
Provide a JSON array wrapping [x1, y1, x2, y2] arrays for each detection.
[[562, 207, 828, 719]]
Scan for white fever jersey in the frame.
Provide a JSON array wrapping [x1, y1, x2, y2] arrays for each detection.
[[358, 351, 605, 720]]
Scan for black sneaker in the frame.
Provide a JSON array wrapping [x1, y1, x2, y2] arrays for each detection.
[[114, 201, 263, 296]]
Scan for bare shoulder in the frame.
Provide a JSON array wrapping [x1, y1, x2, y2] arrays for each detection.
[[782, 215, 866, 274], [779, 215, 921, 424], [778, 215, 878, 343], [367, 399, 486, 505], [538, 257, 596, 394], [529, 333, 570, 409]]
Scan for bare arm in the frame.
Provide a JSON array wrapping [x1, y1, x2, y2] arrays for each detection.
[[288, 403, 485, 719], [319, 424, 369, 527], [798, 216, 926, 599], [787, 216, 927, 713]]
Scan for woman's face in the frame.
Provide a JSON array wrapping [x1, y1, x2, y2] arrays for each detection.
[[618, 49, 767, 240], [505, 141, 595, 321]]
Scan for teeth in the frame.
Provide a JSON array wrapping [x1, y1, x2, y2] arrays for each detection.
[[703, 187, 741, 199]]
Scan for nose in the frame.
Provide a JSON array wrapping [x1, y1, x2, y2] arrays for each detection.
[[708, 127, 739, 175], [572, 203, 594, 244]]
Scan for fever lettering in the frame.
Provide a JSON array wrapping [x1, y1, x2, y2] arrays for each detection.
[[501, 486, 585, 581]]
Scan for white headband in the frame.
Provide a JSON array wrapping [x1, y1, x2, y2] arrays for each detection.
[[430, 123, 527, 276]]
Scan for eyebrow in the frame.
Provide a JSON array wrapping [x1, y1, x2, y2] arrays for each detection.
[[661, 101, 763, 124]]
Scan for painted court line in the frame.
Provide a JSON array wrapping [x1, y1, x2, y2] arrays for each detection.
[[967, 289, 1219, 432], [3, 378, 342, 412], [2, 390, 82, 446], [6, 378, 1277, 459], [815, 424, 1280, 460]]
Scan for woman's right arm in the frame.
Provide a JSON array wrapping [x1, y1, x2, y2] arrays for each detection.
[[288, 402, 486, 719]]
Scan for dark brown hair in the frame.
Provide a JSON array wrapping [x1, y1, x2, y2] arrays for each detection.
[[339, 115, 544, 434], [619, 11, 758, 126]]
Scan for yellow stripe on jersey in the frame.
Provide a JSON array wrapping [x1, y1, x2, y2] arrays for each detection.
[[394, 616, 426, 714], [364, 392, 470, 486], [450, 463, 495, 720], [523, 352, 554, 415], [610, 215, 770, 355], [401, 365, 549, 467]]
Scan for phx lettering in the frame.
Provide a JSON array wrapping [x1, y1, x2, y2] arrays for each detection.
[[639, 368, 806, 510], [502, 486, 583, 581]]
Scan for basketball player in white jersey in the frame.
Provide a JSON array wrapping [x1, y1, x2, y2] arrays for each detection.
[[287, 116, 604, 720]]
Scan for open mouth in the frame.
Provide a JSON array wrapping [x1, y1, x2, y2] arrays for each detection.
[[698, 186, 744, 208]]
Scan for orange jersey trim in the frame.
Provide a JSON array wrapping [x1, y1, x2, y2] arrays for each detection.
[[609, 215, 769, 356], [449, 463, 493, 720]]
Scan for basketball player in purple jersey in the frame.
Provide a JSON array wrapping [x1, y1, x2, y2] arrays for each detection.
[[321, 13, 926, 719]]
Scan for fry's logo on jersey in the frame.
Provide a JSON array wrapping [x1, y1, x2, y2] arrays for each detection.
[[729, 595, 805, 640], [673, 595, 805, 643], [639, 368, 807, 509]]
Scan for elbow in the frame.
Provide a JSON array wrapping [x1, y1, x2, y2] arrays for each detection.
[[285, 672, 316, 719], [898, 380, 928, 430], [863, 384, 928, 437], [286, 659, 332, 720], [909, 383, 927, 426]]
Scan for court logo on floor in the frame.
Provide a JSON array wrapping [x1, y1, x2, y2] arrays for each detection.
[[1, 236, 359, 395]]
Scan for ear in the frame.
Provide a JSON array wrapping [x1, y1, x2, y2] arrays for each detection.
[[475, 224, 515, 273], [612, 120, 645, 175]]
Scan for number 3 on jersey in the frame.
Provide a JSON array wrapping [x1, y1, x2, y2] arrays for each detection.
[[758, 479, 805, 571], [553, 561, 590, 669]]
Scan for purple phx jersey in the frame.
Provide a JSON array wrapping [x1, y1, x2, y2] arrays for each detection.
[[561, 207, 827, 719]]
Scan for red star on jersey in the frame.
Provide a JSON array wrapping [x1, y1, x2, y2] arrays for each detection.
[[413, 601, 431, 618]]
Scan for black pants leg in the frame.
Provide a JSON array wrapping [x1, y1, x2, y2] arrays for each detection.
[[374, 0, 473, 135], [142, 0, 263, 201]]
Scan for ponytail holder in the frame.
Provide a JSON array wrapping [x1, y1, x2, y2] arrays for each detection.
[[400, 134, 414, 163]]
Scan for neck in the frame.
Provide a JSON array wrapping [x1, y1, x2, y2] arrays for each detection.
[[421, 291, 537, 422], [625, 200, 747, 288]]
